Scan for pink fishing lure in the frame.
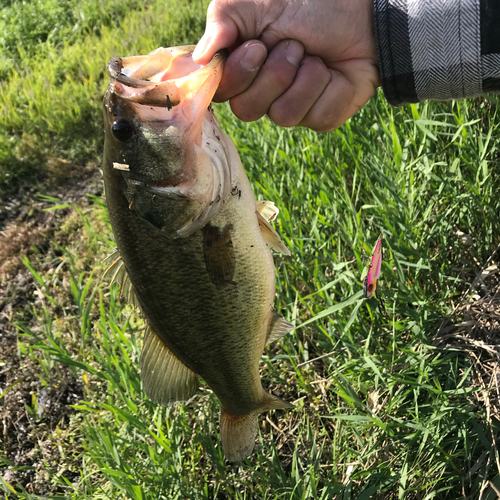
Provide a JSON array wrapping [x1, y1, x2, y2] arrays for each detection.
[[363, 234, 383, 299]]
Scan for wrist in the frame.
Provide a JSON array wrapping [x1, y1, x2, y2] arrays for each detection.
[[362, 0, 378, 63]]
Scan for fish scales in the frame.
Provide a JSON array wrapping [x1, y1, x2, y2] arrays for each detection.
[[102, 46, 293, 461], [105, 169, 274, 412]]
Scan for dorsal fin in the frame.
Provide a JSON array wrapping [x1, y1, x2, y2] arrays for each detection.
[[256, 211, 290, 255], [266, 310, 295, 345], [140, 324, 199, 405], [102, 248, 139, 308]]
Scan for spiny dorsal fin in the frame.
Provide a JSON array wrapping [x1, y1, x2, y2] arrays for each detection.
[[256, 211, 290, 255], [256, 200, 279, 222], [266, 310, 295, 346], [140, 324, 199, 405], [102, 248, 140, 308]]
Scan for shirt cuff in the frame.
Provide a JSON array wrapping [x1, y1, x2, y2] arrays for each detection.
[[373, 0, 495, 106]]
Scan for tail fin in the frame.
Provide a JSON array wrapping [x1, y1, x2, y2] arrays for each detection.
[[220, 392, 293, 462]]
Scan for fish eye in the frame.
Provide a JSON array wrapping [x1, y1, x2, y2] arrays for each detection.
[[112, 119, 134, 142]]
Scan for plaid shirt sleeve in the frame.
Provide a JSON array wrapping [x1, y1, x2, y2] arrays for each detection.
[[373, 0, 500, 106]]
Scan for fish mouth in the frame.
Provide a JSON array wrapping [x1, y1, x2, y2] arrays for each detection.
[[107, 46, 227, 109], [106, 46, 231, 238]]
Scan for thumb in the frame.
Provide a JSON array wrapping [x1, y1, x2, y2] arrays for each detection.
[[193, 1, 239, 64]]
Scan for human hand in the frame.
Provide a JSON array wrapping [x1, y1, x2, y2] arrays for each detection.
[[193, 0, 380, 132]]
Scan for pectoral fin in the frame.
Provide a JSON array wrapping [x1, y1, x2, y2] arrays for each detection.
[[256, 211, 290, 255], [256, 200, 279, 222], [140, 324, 199, 405], [102, 248, 140, 308], [266, 310, 295, 346], [203, 223, 236, 288]]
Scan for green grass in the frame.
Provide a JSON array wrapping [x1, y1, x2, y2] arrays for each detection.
[[0, 0, 206, 193], [2, 0, 500, 498]]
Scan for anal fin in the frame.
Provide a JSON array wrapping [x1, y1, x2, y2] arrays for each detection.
[[220, 392, 293, 462], [140, 324, 199, 405], [266, 310, 295, 346]]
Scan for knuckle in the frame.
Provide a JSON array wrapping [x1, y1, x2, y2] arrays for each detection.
[[207, 0, 230, 22], [300, 71, 356, 133], [265, 44, 298, 89], [314, 123, 338, 133], [315, 110, 344, 132], [303, 56, 330, 78], [337, 72, 356, 101], [269, 68, 294, 90], [212, 92, 228, 103], [230, 97, 264, 122], [206, 0, 218, 19], [268, 102, 300, 128], [317, 75, 355, 129], [213, 81, 238, 104]]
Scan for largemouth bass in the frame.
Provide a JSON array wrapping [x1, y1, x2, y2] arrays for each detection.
[[102, 46, 293, 462]]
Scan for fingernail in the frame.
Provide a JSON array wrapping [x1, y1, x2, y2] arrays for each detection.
[[193, 32, 212, 61], [240, 43, 266, 71], [285, 40, 304, 67]]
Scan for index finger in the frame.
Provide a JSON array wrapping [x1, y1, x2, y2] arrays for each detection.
[[213, 40, 268, 103], [193, 0, 240, 64]]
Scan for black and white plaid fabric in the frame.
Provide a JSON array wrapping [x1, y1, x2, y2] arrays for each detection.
[[373, 0, 500, 105]]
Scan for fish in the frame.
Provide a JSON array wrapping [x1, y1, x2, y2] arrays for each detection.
[[102, 46, 294, 462]]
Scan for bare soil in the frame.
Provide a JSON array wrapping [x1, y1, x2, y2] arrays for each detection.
[[433, 244, 500, 462], [0, 163, 102, 494]]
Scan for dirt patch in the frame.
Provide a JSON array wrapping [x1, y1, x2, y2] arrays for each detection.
[[433, 245, 500, 410], [0, 163, 102, 494], [0, 164, 101, 275], [0, 329, 85, 493], [433, 243, 500, 485]]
